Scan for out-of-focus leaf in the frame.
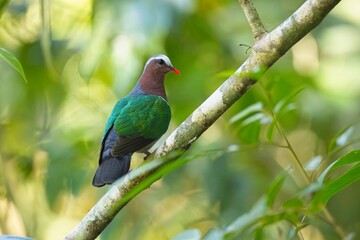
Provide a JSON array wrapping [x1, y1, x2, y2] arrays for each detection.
[[229, 102, 264, 124], [304, 155, 323, 172], [241, 112, 271, 127], [266, 90, 301, 141], [215, 69, 237, 79], [311, 162, 360, 213], [225, 197, 267, 237], [266, 174, 286, 207], [287, 227, 301, 240], [336, 127, 354, 146], [283, 197, 305, 210], [299, 182, 324, 197], [203, 229, 225, 240], [344, 232, 356, 240], [0, 236, 32, 240], [328, 126, 354, 152], [274, 102, 297, 116], [266, 121, 276, 141], [0, 0, 9, 16], [231, 102, 270, 144], [226, 144, 240, 153], [318, 150, 360, 183], [273, 88, 304, 115], [0, 48, 28, 83], [331, 150, 360, 169], [172, 229, 201, 240], [239, 121, 261, 144], [204, 176, 297, 239], [254, 229, 263, 240], [283, 182, 322, 210]]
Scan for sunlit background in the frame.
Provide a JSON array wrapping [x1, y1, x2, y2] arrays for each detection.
[[0, 0, 360, 239]]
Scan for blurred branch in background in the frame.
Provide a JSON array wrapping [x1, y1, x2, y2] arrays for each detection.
[[65, 0, 343, 239], [39, 0, 58, 79]]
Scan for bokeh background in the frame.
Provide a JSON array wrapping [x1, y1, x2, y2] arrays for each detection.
[[0, 0, 360, 239]]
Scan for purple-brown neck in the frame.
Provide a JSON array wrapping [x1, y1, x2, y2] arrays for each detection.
[[138, 65, 167, 99]]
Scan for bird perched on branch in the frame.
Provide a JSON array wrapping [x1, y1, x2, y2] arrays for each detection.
[[92, 54, 180, 187]]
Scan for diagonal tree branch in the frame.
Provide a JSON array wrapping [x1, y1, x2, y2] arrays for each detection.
[[65, 0, 341, 239]]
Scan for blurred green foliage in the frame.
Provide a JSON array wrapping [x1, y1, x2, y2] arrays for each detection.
[[0, 0, 360, 239]]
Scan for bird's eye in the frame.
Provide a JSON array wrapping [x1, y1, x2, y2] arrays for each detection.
[[157, 59, 165, 65]]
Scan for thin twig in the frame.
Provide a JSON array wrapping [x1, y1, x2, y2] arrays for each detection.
[[239, 0, 267, 41], [275, 119, 311, 184], [321, 208, 347, 238], [259, 82, 348, 238], [259, 82, 310, 185]]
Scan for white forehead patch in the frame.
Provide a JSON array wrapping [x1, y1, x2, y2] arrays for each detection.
[[144, 54, 173, 69]]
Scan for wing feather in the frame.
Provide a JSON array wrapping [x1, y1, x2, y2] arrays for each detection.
[[101, 94, 171, 157]]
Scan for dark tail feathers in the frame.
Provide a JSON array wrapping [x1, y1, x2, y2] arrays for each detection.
[[92, 154, 131, 187]]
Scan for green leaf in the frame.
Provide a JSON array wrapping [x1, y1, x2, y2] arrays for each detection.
[[344, 232, 356, 240], [225, 197, 267, 237], [297, 182, 323, 198], [254, 228, 263, 240], [215, 69, 237, 79], [240, 112, 271, 127], [229, 102, 264, 124], [238, 121, 261, 144], [283, 182, 322, 209], [283, 197, 305, 210], [172, 229, 201, 240], [0, 48, 28, 83], [311, 162, 360, 213], [328, 126, 354, 152], [203, 229, 225, 240], [0, 236, 32, 240], [330, 150, 360, 170], [273, 88, 304, 115], [266, 174, 286, 207], [266, 121, 276, 141], [230, 102, 271, 144], [304, 155, 323, 172], [318, 150, 360, 183], [0, 0, 9, 16], [266, 88, 302, 141]]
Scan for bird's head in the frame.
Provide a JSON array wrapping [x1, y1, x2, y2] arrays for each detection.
[[143, 54, 180, 76], [136, 54, 180, 99]]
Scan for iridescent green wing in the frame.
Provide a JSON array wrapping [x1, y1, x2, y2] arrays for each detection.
[[101, 98, 128, 141], [114, 95, 171, 139]]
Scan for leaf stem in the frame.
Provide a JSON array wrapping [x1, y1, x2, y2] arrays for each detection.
[[274, 119, 311, 185], [321, 207, 347, 238]]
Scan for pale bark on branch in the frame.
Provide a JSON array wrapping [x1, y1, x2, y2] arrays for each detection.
[[65, 0, 341, 239]]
